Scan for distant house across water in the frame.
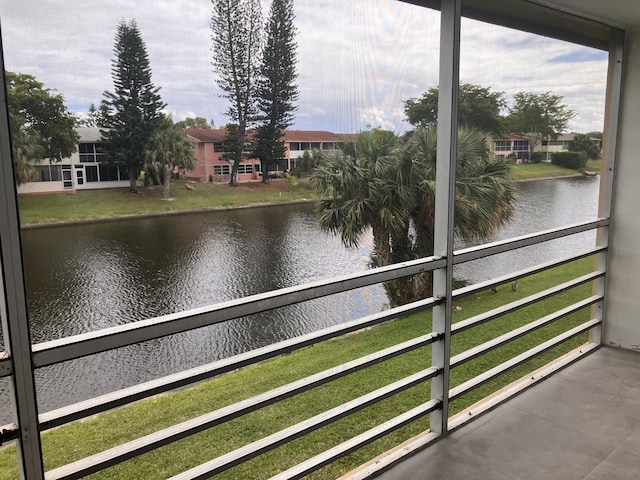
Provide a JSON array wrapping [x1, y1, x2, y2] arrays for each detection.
[[185, 129, 357, 183], [16, 127, 358, 192], [17, 128, 129, 194]]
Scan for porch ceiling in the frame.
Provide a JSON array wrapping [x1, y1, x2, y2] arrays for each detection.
[[543, 0, 640, 29]]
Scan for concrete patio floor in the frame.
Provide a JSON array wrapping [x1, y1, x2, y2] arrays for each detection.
[[376, 346, 640, 480]]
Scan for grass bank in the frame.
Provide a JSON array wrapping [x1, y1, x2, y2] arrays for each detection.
[[511, 158, 601, 181], [0, 257, 595, 479], [17, 178, 315, 226], [17, 161, 601, 227]]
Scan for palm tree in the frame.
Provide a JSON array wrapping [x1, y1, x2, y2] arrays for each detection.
[[312, 126, 516, 305], [145, 119, 196, 199], [312, 129, 412, 268], [13, 128, 44, 184]]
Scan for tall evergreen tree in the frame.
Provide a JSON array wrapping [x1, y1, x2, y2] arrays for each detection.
[[253, 0, 299, 182], [79, 102, 110, 128], [101, 19, 166, 193], [211, 0, 262, 185]]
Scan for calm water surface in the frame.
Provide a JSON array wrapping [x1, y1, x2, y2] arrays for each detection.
[[0, 176, 600, 423]]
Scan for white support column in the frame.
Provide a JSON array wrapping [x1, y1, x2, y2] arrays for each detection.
[[430, 0, 460, 437], [592, 27, 624, 345], [0, 34, 45, 479]]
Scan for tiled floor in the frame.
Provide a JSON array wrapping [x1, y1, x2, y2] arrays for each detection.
[[376, 347, 640, 480]]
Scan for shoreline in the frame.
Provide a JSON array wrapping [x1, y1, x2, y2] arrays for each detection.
[[20, 198, 317, 230], [19, 173, 598, 229]]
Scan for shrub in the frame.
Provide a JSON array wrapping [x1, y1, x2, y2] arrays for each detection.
[[551, 151, 587, 169], [530, 152, 546, 164]]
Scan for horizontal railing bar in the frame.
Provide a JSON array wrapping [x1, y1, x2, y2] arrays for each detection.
[[452, 246, 606, 300], [33, 257, 444, 368], [0, 423, 18, 443], [454, 218, 608, 265], [269, 400, 440, 480], [42, 334, 440, 479], [452, 271, 604, 335], [449, 318, 601, 401], [167, 368, 439, 480], [39, 298, 438, 430], [0, 352, 12, 378], [451, 296, 602, 368], [448, 342, 599, 433]]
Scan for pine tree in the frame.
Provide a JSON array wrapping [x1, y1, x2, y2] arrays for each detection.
[[101, 19, 166, 192], [254, 0, 299, 182], [211, 0, 263, 185]]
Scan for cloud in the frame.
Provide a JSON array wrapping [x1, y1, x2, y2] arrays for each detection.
[[549, 50, 609, 63], [0, 0, 608, 134]]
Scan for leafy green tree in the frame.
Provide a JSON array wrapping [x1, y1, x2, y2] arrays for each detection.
[[6, 71, 78, 166], [211, 0, 262, 185], [253, 0, 299, 182], [506, 92, 575, 158], [145, 117, 196, 199], [569, 133, 600, 159], [175, 117, 213, 129], [404, 84, 506, 135], [312, 127, 516, 305], [101, 19, 166, 193]]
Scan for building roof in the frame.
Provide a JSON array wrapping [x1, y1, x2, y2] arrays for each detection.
[[555, 133, 576, 141], [489, 134, 529, 141], [186, 128, 357, 144], [282, 130, 356, 142], [76, 127, 103, 143], [186, 129, 228, 143]]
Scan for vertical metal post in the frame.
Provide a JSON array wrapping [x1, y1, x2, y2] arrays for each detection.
[[591, 27, 624, 345], [430, 0, 460, 437], [0, 26, 45, 479]]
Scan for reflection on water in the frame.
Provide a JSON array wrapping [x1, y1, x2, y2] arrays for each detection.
[[455, 176, 600, 283], [0, 176, 600, 423]]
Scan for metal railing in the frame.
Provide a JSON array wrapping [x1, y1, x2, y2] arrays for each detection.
[[0, 1, 622, 478], [0, 217, 607, 479]]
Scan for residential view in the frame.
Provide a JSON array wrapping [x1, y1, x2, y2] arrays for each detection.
[[2, 1, 639, 479]]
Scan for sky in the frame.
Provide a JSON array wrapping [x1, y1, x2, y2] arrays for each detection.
[[0, 0, 609, 134]]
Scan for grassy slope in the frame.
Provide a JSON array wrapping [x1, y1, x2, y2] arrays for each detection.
[[0, 258, 595, 479], [17, 178, 315, 225], [17, 161, 602, 226], [511, 160, 600, 180]]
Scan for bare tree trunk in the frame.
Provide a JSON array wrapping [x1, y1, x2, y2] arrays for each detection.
[[129, 165, 138, 193], [163, 164, 172, 199], [372, 223, 392, 267]]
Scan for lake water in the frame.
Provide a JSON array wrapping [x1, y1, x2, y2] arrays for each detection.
[[0, 176, 601, 423]]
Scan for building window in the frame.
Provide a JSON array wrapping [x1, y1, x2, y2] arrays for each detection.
[[213, 143, 223, 153], [99, 164, 120, 182], [513, 140, 529, 151], [34, 165, 62, 182], [213, 164, 231, 175], [494, 140, 511, 151], [35, 166, 51, 182], [237, 164, 254, 174], [79, 142, 105, 162], [86, 165, 99, 182], [289, 142, 300, 151]]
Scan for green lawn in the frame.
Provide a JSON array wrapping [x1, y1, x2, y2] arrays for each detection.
[[17, 178, 315, 226], [511, 161, 594, 180], [0, 257, 596, 479], [17, 161, 602, 227]]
